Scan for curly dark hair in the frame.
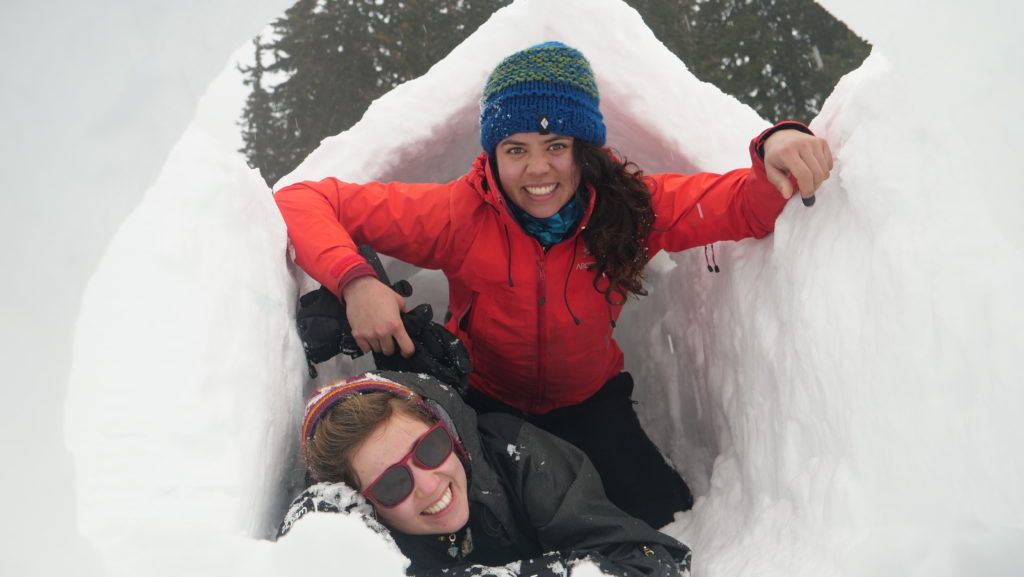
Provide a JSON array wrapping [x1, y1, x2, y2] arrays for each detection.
[[574, 140, 657, 305]]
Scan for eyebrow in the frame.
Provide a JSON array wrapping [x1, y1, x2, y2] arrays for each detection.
[[394, 425, 429, 463], [400, 435, 419, 456], [500, 135, 571, 146]]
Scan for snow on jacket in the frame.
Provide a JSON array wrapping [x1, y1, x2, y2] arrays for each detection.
[[275, 127, 794, 414], [278, 371, 692, 577]]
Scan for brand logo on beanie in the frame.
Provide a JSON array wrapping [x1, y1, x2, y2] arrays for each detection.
[[480, 42, 606, 154]]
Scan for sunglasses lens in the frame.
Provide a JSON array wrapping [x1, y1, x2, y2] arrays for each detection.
[[364, 424, 455, 508], [415, 425, 453, 468], [369, 466, 413, 508]]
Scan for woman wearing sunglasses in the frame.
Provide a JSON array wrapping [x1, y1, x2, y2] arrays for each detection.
[[280, 372, 692, 577]]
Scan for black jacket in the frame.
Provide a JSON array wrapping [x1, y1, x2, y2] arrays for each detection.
[[280, 371, 691, 576]]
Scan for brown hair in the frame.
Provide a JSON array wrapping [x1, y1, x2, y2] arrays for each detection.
[[574, 140, 657, 305], [303, 392, 435, 488]]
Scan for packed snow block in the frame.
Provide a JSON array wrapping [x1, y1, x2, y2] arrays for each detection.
[[63, 88, 314, 573]]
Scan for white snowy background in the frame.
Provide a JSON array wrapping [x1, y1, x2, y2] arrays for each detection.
[[3, 0, 1023, 576]]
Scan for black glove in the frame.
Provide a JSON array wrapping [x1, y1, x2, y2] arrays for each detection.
[[295, 286, 362, 377], [373, 303, 472, 395], [296, 286, 472, 390]]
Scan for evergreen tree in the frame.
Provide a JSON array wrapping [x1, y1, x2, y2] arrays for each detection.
[[239, 0, 510, 186], [627, 0, 870, 123], [238, 0, 869, 186], [238, 36, 286, 185]]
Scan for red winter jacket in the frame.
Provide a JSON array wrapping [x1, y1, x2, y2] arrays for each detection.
[[275, 128, 791, 414]]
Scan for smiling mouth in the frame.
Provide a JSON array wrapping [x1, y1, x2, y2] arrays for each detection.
[[524, 184, 557, 196], [421, 484, 453, 516]]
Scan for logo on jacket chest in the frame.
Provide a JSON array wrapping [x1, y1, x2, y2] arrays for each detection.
[[576, 246, 596, 271]]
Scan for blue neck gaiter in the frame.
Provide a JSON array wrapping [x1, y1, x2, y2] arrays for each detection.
[[505, 192, 584, 248]]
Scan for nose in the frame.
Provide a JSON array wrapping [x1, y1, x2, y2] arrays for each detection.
[[409, 462, 443, 498], [525, 151, 549, 176]]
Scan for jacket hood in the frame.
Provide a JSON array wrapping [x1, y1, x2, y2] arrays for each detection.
[[469, 152, 505, 215]]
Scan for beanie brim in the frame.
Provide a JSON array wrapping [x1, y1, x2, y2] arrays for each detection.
[[480, 42, 605, 154]]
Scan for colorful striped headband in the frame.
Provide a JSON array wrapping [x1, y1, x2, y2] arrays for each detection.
[[301, 374, 430, 441]]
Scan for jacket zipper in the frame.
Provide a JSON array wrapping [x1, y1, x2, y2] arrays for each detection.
[[534, 246, 547, 412]]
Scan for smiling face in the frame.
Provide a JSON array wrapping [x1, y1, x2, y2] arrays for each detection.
[[495, 132, 582, 219], [350, 408, 470, 535]]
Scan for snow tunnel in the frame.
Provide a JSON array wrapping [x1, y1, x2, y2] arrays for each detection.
[[264, 0, 777, 529]]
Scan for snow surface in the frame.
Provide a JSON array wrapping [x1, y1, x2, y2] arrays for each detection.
[[43, 0, 1024, 575]]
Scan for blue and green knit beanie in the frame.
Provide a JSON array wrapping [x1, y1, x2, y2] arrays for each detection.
[[480, 42, 606, 154]]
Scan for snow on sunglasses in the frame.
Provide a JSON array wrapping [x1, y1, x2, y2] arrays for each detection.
[[361, 422, 455, 508]]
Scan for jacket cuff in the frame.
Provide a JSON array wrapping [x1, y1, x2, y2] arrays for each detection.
[[744, 128, 792, 234], [331, 258, 379, 298], [754, 121, 814, 160]]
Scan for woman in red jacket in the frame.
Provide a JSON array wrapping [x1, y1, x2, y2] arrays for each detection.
[[275, 41, 832, 528]]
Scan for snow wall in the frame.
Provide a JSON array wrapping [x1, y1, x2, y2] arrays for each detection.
[[65, 0, 1024, 576]]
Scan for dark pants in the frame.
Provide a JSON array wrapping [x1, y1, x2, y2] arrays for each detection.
[[465, 372, 693, 528]]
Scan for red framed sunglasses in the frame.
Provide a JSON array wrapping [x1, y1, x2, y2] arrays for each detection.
[[361, 422, 456, 508]]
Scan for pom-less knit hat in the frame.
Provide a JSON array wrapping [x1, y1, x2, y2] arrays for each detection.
[[479, 41, 606, 154]]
